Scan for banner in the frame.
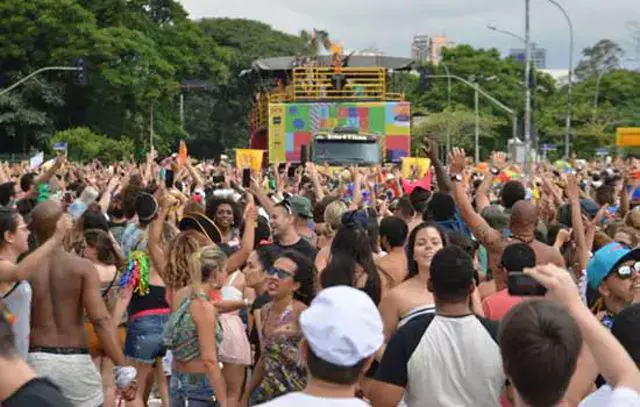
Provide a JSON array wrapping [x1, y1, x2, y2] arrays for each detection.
[[52, 142, 68, 152], [29, 152, 44, 169], [236, 149, 264, 173], [401, 157, 431, 180]]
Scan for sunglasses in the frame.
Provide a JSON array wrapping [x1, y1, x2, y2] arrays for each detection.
[[266, 267, 294, 279], [613, 261, 640, 280]]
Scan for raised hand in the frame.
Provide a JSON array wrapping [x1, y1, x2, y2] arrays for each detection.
[[490, 151, 508, 171], [448, 147, 467, 175], [565, 174, 580, 202]]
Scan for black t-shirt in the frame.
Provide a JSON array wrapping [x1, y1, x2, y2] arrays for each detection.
[[276, 237, 318, 260], [3, 377, 73, 407]]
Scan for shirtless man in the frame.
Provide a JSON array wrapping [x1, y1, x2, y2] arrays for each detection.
[[27, 201, 136, 406], [376, 216, 409, 288], [449, 148, 565, 297]]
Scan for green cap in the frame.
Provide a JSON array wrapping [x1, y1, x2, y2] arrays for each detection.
[[290, 196, 313, 218]]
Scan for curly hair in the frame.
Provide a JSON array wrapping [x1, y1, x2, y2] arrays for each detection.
[[205, 197, 241, 230], [163, 230, 212, 290], [279, 250, 317, 306]]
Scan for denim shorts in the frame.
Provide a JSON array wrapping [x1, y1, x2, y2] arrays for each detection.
[[170, 371, 218, 407], [124, 314, 168, 364]]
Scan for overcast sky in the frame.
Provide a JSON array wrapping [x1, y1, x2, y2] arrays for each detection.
[[179, 0, 639, 70]]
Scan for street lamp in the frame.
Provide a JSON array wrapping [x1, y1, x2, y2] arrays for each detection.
[[486, 24, 526, 43], [546, 0, 574, 159], [524, 0, 533, 175]]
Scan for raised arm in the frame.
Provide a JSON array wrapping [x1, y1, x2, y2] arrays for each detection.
[[449, 148, 503, 250], [424, 138, 450, 193], [226, 195, 257, 274], [566, 175, 589, 273], [35, 154, 65, 186], [528, 265, 640, 393], [0, 215, 70, 282]]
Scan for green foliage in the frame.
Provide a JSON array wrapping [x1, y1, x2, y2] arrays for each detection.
[[412, 108, 501, 158], [574, 39, 625, 81], [51, 127, 133, 162], [1, 2, 638, 162]]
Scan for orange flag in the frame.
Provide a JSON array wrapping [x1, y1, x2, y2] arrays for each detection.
[[177, 140, 188, 167]]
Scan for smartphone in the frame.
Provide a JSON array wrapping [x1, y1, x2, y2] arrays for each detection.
[[242, 168, 251, 188], [287, 165, 296, 178], [300, 145, 309, 166], [164, 169, 175, 189], [508, 272, 547, 296]]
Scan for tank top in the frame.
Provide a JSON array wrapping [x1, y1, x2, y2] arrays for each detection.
[[220, 271, 243, 301], [127, 285, 170, 318], [1, 281, 31, 359]]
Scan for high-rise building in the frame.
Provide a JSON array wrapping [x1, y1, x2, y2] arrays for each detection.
[[411, 34, 455, 65], [411, 34, 431, 63], [430, 34, 455, 65], [508, 43, 547, 69]]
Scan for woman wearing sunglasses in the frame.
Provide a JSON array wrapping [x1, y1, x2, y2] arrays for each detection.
[[242, 250, 316, 406], [586, 242, 640, 329]]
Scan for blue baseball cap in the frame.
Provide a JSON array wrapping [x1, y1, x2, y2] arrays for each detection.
[[587, 243, 640, 290]]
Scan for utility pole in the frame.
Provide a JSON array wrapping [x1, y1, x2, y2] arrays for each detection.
[[180, 93, 185, 129], [524, 0, 532, 176], [475, 84, 480, 163]]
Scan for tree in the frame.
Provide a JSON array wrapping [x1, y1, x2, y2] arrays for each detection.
[[51, 127, 133, 162], [412, 108, 501, 158], [574, 39, 625, 81]]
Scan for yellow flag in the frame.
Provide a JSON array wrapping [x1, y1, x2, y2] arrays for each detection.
[[236, 149, 265, 173], [401, 157, 431, 179]]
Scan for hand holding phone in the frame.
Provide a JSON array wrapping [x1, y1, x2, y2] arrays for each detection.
[[242, 168, 251, 188], [508, 272, 547, 296]]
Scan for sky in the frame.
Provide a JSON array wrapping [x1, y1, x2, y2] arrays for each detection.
[[178, 0, 640, 70]]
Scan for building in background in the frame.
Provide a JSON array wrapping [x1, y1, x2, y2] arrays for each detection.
[[539, 69, 570, 87], [356, 47, 386, 57], [410, 34, 455, 65], [411, 34, 431, 63], [509, 43, 547, 69], [430, 34, 455, 65]]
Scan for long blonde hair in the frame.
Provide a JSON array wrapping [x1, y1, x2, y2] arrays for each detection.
[[322, 200, 348, 237], [190, 245, 227, 291]]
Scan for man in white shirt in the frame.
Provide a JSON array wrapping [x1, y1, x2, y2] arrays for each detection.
[[500, 265, 640, 407], [579, 303, 640, 407], [256, 286, 383, 406]]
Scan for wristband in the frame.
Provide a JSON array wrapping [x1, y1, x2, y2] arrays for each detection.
[[114, 366, 137, 389]]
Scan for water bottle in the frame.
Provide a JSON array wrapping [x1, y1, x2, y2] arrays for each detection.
[[67, 186, 99, 220]]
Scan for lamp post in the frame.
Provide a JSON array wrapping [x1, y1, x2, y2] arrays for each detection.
[[487, 24, 526, 43], [422, 74, 518, 164], [546, 0, 574, 159], [440, 61, 453, 156], [524, 0, 533, 175]]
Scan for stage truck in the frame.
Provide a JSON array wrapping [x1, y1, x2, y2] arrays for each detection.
[[246, 30, 414, 166]]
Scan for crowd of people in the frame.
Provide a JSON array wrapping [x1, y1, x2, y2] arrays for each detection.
[[0, 140, 638, 407]]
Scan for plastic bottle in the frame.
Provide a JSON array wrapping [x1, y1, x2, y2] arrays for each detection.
[[67, 186, 99, 220]]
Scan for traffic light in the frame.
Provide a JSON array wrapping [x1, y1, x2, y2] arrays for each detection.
[[72, 57, 87, 86]]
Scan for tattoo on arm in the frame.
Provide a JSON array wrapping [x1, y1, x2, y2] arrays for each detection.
[[91, 315, 112, 330], [471, 222, 502, 249]]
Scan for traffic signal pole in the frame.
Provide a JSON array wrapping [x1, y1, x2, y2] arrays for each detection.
[[0, 66, 82, 97]]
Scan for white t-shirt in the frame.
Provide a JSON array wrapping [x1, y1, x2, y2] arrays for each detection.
[[579, 385, 640, 407], [255, 392, 369, 407]]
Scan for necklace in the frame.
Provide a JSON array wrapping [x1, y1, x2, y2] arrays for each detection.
[[511, 233, 535, 244]]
